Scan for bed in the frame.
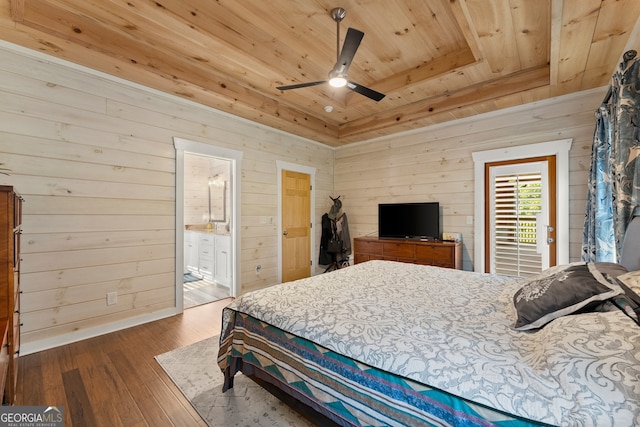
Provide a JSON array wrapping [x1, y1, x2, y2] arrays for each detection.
[[217, 256, 640, 426], [219, 205, 640, 427]]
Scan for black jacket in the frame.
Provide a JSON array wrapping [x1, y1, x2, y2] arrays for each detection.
[[319, 213, 333, 265], [319, 213, 351, 265]]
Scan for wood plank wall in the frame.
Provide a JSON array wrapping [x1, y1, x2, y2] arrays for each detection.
[[334, 89, 604, 271], [0, 41, 606, 353], [0, 43, 334, 352]]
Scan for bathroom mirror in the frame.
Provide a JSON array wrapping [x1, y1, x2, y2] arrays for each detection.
[[208, 177, 226, 223]]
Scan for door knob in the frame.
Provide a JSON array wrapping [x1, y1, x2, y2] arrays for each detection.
[[283, 230, 288, 236]]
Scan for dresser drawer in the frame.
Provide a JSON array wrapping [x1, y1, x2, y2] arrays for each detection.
[[199, 259, 214, 272], [382, 242, 415, 258], [199, 234, 214, 248], [12, 312, 19, 357], [354, 240, 382, 255], [354, 253, 383, 263], [13, 274, 19, 306], [416, 245, 454, 264]]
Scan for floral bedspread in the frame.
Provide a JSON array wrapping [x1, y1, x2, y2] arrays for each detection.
[[225, 260, 640, 426]]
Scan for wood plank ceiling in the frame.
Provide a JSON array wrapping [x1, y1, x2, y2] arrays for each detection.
[[1, 0, 639, 147]]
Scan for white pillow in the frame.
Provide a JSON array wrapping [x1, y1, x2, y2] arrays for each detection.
[[617, 270, 640, 294]]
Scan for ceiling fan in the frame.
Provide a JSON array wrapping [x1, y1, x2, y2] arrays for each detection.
[[276, 7, 385, 102]]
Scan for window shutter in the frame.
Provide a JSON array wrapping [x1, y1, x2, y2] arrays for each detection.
[[493, 172, 543, 277]]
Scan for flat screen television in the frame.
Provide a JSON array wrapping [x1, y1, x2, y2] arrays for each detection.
[[378, 202, 440, 240]]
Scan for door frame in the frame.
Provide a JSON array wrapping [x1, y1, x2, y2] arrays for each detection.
[[486, 158, 554, 274], [276, 161, 316, 283], [472, 139, 572, 273], [174, 137, 243, 311]]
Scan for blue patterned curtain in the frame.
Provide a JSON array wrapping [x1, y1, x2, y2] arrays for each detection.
[[582, 105, 615, 261], [582, 51, 640, 262]]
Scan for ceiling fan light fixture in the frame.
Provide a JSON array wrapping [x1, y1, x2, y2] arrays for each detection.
[[275, 8, 385, 102], [329, 75, 347, 87]]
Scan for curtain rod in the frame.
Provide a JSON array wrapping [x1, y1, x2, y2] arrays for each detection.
[[603, 49, 638, 104]]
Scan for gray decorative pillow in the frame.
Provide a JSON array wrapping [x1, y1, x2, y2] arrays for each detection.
[[608, 276, 640, 326], [593, 262, 628, 279], [513, 263, 624, 331]]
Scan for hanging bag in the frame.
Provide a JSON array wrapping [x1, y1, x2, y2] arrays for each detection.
[[327, 237, 342, 253]]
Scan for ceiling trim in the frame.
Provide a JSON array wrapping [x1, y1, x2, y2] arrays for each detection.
[[338, 86, 605, 150], [339, 65, 551, 141]]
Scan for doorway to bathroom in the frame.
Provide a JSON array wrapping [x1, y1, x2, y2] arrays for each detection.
[[174, 138, 242, 311], [183, 153, 232, 308]]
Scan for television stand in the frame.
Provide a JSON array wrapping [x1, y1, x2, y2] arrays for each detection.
[[353, 237, 462, 269]]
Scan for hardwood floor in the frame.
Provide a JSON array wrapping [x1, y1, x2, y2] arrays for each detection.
[[16, 298, 233, 426], [183, 274, 231, 309]]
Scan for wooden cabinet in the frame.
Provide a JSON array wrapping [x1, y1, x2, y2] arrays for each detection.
[[184, 231, 199, 274], [214, 234, 231, 287], [0, 186, 21, 404], [198, 233, 215, 280], [184, 231, 231, 287], [354, 237, 462, 269]]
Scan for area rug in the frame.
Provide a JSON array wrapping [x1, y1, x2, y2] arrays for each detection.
[[155, 336, 314, 426]]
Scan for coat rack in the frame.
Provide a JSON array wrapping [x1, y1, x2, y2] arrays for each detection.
[[321, 195, 350, 273]]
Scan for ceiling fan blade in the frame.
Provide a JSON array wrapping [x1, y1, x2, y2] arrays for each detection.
[[333, 27, 364, 74], [276, 81, 327, 90], [347, 82, 386, 102]]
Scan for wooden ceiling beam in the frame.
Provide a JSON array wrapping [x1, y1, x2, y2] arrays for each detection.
[[339, 65, 550, 140], [348, 47, 478, 106]]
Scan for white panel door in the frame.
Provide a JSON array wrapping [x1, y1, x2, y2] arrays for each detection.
[[488, 160, 551, 276]]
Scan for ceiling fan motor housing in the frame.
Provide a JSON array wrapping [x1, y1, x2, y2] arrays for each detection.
[[331, 7, 346, 22]]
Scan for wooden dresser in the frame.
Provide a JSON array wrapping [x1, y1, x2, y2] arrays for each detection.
[[354, 236, 462, 270], [0, 186, 22, 404]]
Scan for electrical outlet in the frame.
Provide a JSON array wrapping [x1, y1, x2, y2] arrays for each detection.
[[466, 216, 473, 225], [107, 291, 118, 306], [255, 265, 262, 275]]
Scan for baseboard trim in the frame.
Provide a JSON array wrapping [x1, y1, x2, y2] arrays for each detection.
[[20, 307, 180, 356]]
